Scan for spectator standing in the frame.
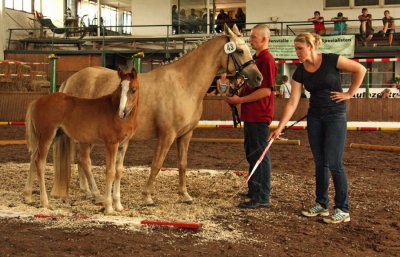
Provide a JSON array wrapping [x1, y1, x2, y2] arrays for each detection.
[[216, 9, 228, 33], [179, 9, 187, 33], [308, 11, 326, 35], [359, 8, 374, 45], [279, 75, 291, 98], [331, 12, 348, 35], [226, 24, 277, 209], [172, 5, 179, 34], [235, 8, 246, 32], [382, 10, 395, 46], [269, 32, 366, 224], [187, 8, 199, 33]]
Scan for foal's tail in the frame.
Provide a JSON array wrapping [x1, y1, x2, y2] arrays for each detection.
[[51, 133, 73, 198], [25, 101, 39, 160]]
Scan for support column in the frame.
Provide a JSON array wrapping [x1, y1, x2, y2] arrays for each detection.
[[132, 52, 144, 73], [0, 0, 5, 60], [49, 54, 59, 93], [97, 0, 101, 37]]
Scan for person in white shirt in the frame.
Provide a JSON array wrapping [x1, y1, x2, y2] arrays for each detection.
[[279, 75, 291, 98]]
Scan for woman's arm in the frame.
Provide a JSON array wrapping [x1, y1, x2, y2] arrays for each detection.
[[331, 56, 367, 102], [268, 80, 302, 140]]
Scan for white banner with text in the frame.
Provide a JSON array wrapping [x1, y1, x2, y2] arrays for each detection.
[[245, 35, 355, 59]]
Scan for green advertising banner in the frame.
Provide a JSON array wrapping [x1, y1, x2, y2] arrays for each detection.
[[244, 35, 355, 59]]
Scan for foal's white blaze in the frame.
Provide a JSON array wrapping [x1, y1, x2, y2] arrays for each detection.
[[118, 79, 130, 118]]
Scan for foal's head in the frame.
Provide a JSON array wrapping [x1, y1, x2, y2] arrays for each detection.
[[117, 68, 139, 119]]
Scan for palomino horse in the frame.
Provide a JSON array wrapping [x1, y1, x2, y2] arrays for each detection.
[[52, 24, 262, 205], [25, 68, 139, 214]]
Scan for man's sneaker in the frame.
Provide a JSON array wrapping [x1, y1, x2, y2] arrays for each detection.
[[323, 208, 350, 224], [301, 203, 329, 217]]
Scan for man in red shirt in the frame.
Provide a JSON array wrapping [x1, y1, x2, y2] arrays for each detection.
[[308, 11, 326, 35], [226, 24, 277, 209]]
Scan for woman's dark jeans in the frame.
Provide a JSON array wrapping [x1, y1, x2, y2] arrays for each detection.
[[244, 122, 270, 204], [307, 109, 349, 212]]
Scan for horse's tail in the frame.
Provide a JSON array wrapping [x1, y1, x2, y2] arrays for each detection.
[[50, 80, 73, 198], [25, 101, 39, 160], [51, 130, 73, 199]]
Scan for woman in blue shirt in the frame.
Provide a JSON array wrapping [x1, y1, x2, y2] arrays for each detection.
[[269, 32, 366, 224]]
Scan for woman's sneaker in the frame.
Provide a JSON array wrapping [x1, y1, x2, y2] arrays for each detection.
[[323, 208, 350, 224], [301, 203, 329, 217]]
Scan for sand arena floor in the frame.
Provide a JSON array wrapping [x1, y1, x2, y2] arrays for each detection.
[[0, 126, 399, 256]]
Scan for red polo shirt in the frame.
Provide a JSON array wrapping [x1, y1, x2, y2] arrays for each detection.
[[240, 48, 276, 123]]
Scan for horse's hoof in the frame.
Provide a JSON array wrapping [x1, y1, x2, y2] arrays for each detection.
[[182, 199, 193, 205], [181, 194, 193, 204], [24, 196, 33, 204], [104, 207, 115, 215], [114, 204, 124, 212]]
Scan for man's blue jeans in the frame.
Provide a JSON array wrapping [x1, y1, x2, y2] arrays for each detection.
[[307, 109, 349, 212], [244, 122, 270, 204]]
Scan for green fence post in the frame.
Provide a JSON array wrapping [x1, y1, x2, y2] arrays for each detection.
[[132, 52, 144, 73], [48, 54, 59, 93], [365, 68, 370, 99]]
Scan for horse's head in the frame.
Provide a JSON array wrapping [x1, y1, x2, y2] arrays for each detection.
[[117, 68, 139, 119], [223, 24, 263, 89]]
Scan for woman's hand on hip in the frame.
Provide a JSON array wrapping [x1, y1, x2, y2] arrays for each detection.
[[330, 91, 352, 103]]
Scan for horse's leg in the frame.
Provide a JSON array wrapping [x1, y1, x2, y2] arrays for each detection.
[[176, 130, 194, 203], [113, 141, 129, 212], [76, 143, 92, 196], [24, 154, 37, 204], [143, 134, 176, 205], [36, 140, 52, 208], [104, 143, 118, 215], [77, 143, 101, 201]]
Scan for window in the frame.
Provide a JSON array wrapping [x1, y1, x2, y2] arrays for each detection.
[[325, 0, 350, 7], [101, 5, 117, 31], [5, 0, 32, 12], [385, 0, 400, 4], [122, 11, 132, 34], [354, 0, 379, 6]]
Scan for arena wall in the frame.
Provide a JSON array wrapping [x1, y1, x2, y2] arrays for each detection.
[[1, 94, 399, 122]]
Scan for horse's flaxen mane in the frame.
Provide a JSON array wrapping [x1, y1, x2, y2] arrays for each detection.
[[164, 34, 225, 66]]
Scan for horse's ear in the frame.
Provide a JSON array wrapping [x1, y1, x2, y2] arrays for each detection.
[[130, 67, 137, 79], [224, 24, 233, 36], [231, 24, 241, 37]]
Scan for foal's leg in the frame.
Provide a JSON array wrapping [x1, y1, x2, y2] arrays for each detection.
[[76, 143, 92, 196], [143, 134, 176, 205], [113, 141, 129, 212], [176, 130, 194, 203], [35, 139, 53, 208], [24, 154, 37, 204], [104, 143, 119, 215], [77, 143, 101, 201]]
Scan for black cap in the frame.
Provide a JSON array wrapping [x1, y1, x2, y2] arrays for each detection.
[[337, 12, 343, 17]]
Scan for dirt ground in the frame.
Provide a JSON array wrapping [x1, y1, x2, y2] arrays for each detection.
[[0, 126, 399, 257]]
